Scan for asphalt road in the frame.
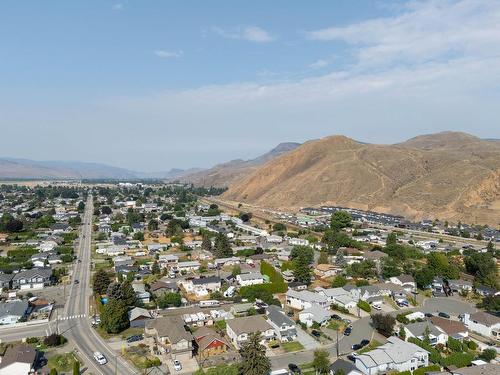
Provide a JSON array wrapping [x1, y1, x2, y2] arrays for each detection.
[[62, 196, 137, 375]]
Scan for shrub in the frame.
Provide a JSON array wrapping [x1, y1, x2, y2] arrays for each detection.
[[466, 340, 477, 350], [330, 303, 349, 314], [413, 365, 441, 375], [447, 337, 466, 352], [408, 338, 441, 364], [44, 333, 67, 347], [396, 312, 410, 324], [479, 348, 497, 362], [440, 352, 474, 368], [357, 300, 371, 313]]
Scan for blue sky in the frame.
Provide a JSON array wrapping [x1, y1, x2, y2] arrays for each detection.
[[1, 1, 500, 171]]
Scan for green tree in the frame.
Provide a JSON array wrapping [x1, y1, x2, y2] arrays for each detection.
[[148, 219, 159, 231], [201, 232, 212, 251], [312, 349, 330, 374], [272, 223, 286, 232], [50, 369, 58, 375], [349, 260, 376, 279], [293, 251, 312, 284], [486, 241, 494, 252], [381, 257, 401, 279], [133, 231, 145, 241], [93, 269, 111, 295], [231, 264, 242, 277], [214, 233, 233, 258], [335, 248, 346, 266], [152, 261, 160, 275], [238, 332, 271, 375], [386, 232, 397, 246], [399, 325, 406, 340], [157, 292, 182, 308], [121, 281, 137, 306], [73, 360, 80, 375], [100, 299, 129, 334], [317, 251, 329, 265], [479, 348, 496, 362], [330, 211, 352, 231], [331, 275, 347, 287], [414, 267, 435, 289], [465, 253, 497, 287], [371, 313, 396, 336], [290, 245, 314, 264], [478, 295, 500, 312]]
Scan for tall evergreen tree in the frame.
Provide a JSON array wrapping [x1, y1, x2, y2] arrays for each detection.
[[214, 233, 232, 258], [201, 232, 212, 251], [238, 332, 271, 375], [293, 251, 312, 284], [93, 269, 111, 295]]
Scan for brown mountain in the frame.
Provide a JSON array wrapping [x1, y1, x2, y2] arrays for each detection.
[[177, 142, 301, 186], [223, 132, 500, 226]]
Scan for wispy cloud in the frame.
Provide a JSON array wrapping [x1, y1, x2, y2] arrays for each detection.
[[211, 26, 275, 43], [112, 3, 123, 11], [154, 50, 183, 58], [308, 59, 329, 69]]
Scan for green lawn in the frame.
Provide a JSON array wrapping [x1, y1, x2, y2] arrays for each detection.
[[47, 352, 80, 373], [281, 341, 304, 353], [214, 320, 227, 331], [358, 339, 382, 354]]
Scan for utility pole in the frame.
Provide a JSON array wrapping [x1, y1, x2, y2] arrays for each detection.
[[336, 327, 339, 357]]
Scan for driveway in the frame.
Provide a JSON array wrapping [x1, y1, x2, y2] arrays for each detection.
[[165, 356, 199, 374], [296, 327, 320, 350], [422, 297, 476, 317]]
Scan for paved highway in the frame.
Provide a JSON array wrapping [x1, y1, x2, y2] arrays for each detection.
[[62, 196, 136, 375]]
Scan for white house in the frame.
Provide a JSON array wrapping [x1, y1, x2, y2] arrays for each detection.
[[355, 337, 429, 375], [286, 289, 328, 310], [299, 305, 331, 327], [403, 321, 448, 346], [462, 312, 500, 339], [236, 272, 264, 287], [388, 275, 416, 292], [181, 277, 221, 297], [176, 261, 200, 273], [266, 305, 297, 342], [0, 301, 29, 325], [288, 238, 309, 246], [226, 316, 275, 349], [316, 287, 356, 309], [158, 254, 179, 269]]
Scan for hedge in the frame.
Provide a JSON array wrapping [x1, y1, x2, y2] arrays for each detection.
[[408, 338, 441, 364], [413, 365, 441, 375], [331, 303, 350, 314], [440, 352, 475, 368], [357, 300, 371, 313]]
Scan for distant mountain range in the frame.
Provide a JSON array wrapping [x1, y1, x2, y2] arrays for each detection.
[[0, 157, 201, 180]]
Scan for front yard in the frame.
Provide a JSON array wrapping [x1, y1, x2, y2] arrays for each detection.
[[281, 341, 305, 353]]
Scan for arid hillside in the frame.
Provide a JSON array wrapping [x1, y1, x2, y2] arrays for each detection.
[[223, 132, 500, 226]]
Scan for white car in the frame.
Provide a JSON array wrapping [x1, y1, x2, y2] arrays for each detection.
[[93, 352, 107, 365], [173, 359, 182, 371]]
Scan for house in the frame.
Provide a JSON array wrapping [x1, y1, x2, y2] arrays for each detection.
[[132, 283, 151, 304], [0, 300, 29, 325], [214, 257, 241, 268], [388, 275, 416, 292], [288, 238, 309, 246], [0, 273, 14, 289], [314, 264, 341, 279], [150, 280, 178, 296], [0, 344, 37, 375], [193, 326, 229, 359], [317, 287, 357, 309], [286, 289, 328, 310], [475, 285, 500, 297], [128, 307, 153, 328], [266, 305, 297, 342], [158, 254, 179, 269], [448, 280, 473, 294], [12, 268, 52, 290], [39, 240, 58, 252], [182, 277, 221, 297], [403, 321, 448, 346], [430, 316, 468, 340], [236, 272, 264, 287], [176, 261, 201, 273], [145, 316, 194, 361], [462, 312, 500, 339], [299, 305, 331, 327], [288, 281, 308, 291], [354, 336, 429, 375], [226, 315, 275, 349], [329, 359, 363, 375], [282, 270, 295, 283], [230, 303, 255, 316], [50, 223, 70, 233], [362, 250, 388, 263]]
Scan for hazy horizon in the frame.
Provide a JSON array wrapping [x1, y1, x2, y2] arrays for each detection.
[[2, 1, 500, 171]]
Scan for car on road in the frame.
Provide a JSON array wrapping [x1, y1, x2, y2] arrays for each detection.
[[126, 335, 143, 343], [93, 352, 107, 365], [425, 312, 434, 318], [288, 363, 301, 374], [74, 280, 79, 284], [438, 312, 450, 319], [311, 330, 321, 338], [344, 326, 352, 336], [173, 360, 182, 371]]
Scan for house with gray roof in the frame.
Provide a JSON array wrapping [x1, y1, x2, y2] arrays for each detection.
[[11, 268, 52, 290], [226, 315, 275, 348], [298, 305, 331, 327], [145, 316, 194, 361], [0, 300, 29, 325], [403, 321, 447, 346], [236, 272, 264, 286], [0, 273, 13, 289], [355, 336, 429, 375], [266, 305, 297, 342], [286, 289, 328, 310]]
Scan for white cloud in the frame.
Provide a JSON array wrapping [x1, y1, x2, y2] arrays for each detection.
[[211, 26, 275, 42], [306, 0, 500, 70], [154, 50, 183, 58], [112, 3, 123, 11], [308, 59, 329, 69]]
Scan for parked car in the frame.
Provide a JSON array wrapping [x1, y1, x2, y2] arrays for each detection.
[[344, 326, 352, 336], [347, 354, 357, 362], [173, 360, 182, 371], [331, 314, 342, 320], [93, 352, 107, 365], [352, 343, 362, 350], [126, 335, 143, 343], [424, 312, 434, 318], [74, 280, 79, 284], [438, 312, 450, 319], [360, 339, 370, 347], [311, 330, 321, 338], [288, 363, 301, 374]]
